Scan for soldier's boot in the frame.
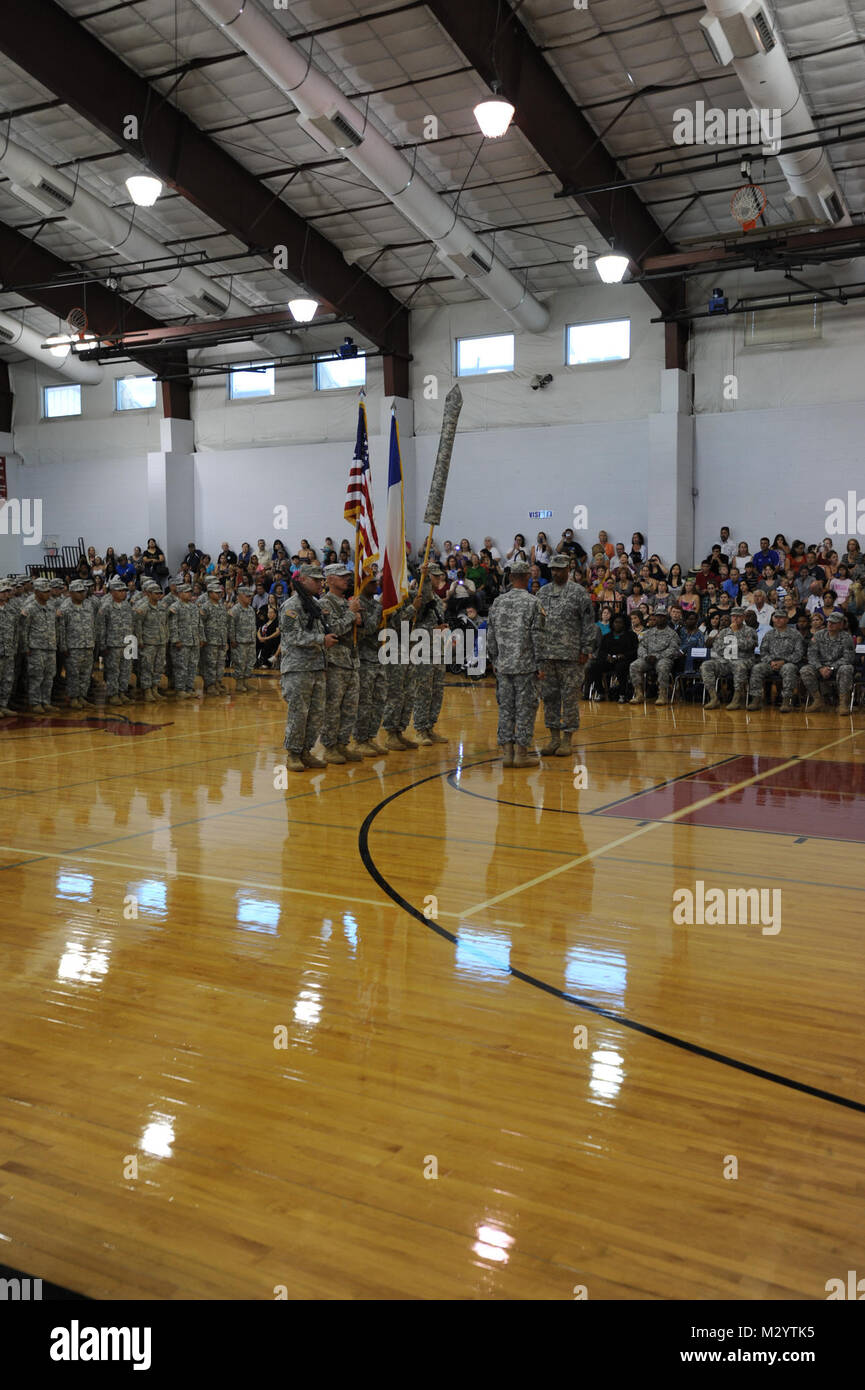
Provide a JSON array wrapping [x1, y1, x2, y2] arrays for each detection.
[[119, 693, 132, 705], [364, 737, 387, 755], [43, 703, 61, 713], [384, 731, 406, 751], [427, 727, 448, 743], [176, 690, 191, 701], [356, 741, 380, 758], [143, 689, 156, 704], [726, 689, 744, 711], [324, 746, 347, 765], [286, 752, 306, 773], [779, 697, 793, 714], [838, 687, 853, 712], [513, 744, 539, 768], [554, 732, 573, 758], [301, 750, 326, 770], [629, 684, 644, 704], [30, 705, 47, 717], [808, 691, 825, 711], [205, 685, 219, 697], [746, 694, 763, 711], [338, 743, 363, 762], [154, 688, 169, 700], [106, 695, 122, 706], [655, 686, 670, 706], [216, 682, 228, 694], [397, 731, 418, 749], [704, 690, 722, 710], [539, 728, 560, 755], [415, 731, 435, 746], [500, 743, 515, 768], [0, 708, 6, 717]]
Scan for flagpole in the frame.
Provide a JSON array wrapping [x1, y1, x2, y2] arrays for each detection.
[[352, 388, 367, 646]]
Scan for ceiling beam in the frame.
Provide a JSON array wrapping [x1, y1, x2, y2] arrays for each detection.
[[641, 221, 865, 277], [424, 0, 683, 317], [0, 0, 409, 367]]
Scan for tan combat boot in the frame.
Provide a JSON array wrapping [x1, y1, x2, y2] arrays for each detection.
[[338, 743, 363, 762], [427, 727, 448, 743], [726, 689, 744, 710], [384, 731, 405, 751], [144, 689, 156, 703], [500, 742, 515, 767], [779, 698, 793, 714], [808, 691, 825, 711], [301, 750, 326, 769], [554, 731, 572, 757], [539, 728, 560, 755], [704, 690, 721, 710], [415, 731, 435, 746], [286, 752, 306, 773], [513, 745, 539, 768], [324, 746, 347, 765], [398, 731, 419, 748]]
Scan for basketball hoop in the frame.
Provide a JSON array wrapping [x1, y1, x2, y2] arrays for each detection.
[[731, 184, 767, 232], [66, 308, 88, 341]]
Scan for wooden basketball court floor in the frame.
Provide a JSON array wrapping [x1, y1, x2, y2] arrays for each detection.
[[0, 675, 862, 1300]]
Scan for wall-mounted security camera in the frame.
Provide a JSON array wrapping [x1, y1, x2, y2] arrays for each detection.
[[531, 373, 554, 390]]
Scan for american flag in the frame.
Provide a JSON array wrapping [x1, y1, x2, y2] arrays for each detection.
[[344, 400, 379, 571]]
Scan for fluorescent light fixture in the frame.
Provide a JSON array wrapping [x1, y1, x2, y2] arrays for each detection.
[[288, 297, 318, 323], [125, 174, 162, 207], [49, 343, 70, 359], [595, 253, 630, 284], [474, 97, 515, 139]]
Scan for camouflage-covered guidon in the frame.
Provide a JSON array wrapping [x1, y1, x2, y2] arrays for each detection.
[[423, 383, 463, 526]]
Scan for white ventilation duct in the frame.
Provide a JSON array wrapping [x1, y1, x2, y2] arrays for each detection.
[[700, 0, 850, 226], [0, 135, 298, 358], [0, 311, 103, 384], [191, 0, 550, 333]]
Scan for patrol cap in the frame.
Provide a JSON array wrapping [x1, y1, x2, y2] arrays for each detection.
[[176, 583, 192, 593], [0, 579, 13, 593], [427, 565, 444, 577], [237, 585, 255, 596], [772, 607, 788, 619], [33, 577, 52, 592], [826, 609, 845, 624], [510, 560, 531, 576], [69, 580, 87, 593], [50, 576, 64, 587], [550, 555, 569, 570], [299, 564, 324, 579], [324, 563, 352, 577], [83, 578, 95, 588], [108, 576, 126, 591], [731, 606, 746, 615]]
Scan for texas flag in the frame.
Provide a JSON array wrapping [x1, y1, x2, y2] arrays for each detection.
[[380, 411, 408, 620]]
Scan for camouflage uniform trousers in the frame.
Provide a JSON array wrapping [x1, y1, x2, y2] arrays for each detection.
[[700, 657, 753, 693], [202, 643, 227, 689], [412, 663, 445, 732], [231, 643, 256, 682], [801, 662, 854, 701], [630, 656, 676, 693], [539, 659, 581, 732], [282, 671, 326, 753], [355, 664, 386, 743], [103, 647, 133, 696], [382, 662, 414, 733], [139, 644, 166, 691], [173, 645, 199, 693], [749, 660, 800, 700], [496, 672, 539, 747], [65, 649, 94, 700], [27, 650, 56, 707], [322, 666, 359, 748], [0, 654, 14, 708]]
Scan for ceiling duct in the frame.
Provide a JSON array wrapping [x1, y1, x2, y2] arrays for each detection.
[[0, 135, 298, 358], [0, 310, 103, 383], [700, 0, 850, 226], [191, 0, 550, 333]]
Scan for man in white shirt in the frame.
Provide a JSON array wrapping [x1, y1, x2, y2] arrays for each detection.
[[752, 590, 775, 629], [719, 526, 736, 560], [483, 536, 502, 562], [610, 543, 629, 571]]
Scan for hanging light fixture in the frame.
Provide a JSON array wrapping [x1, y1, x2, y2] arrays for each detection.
[[473, 81, 515, 139], [288, 297, 319, 323], [125, 174, 163, 207], [595, 251, 631, 284]]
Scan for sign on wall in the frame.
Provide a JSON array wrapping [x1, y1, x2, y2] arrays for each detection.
[[0, 457, 6, 502], [529, 510, 553, 519]]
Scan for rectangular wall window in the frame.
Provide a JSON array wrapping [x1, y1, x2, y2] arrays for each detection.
[[43, 384, 82, 418], [229, 364, 275, 399], [116, 376, 157, 410], [456, 333, 515, 377], [566, 319, 631, 365], [315, 355, 366, 391]]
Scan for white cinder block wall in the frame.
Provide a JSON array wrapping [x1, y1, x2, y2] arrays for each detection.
[[4, 281, 865, 572]]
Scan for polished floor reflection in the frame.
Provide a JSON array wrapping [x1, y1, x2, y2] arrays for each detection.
[[0, 679, 862, 1299]]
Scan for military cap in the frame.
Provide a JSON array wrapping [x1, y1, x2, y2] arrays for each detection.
[[0, 579, 13, 593], [176, 583, 192, 593], [772, 607, 788, 619], [299, 564, 324, 579], [206, 578, 222, 590], [427, 564, 444, 577], [324, 563, 352, 577], [108, 576, 126, 590], [826, 609, 845, 624], [49, 575, 64, 587], [33, 577, 52, 592], [731, 606, 746, 615], [237, 585, 255, 596], [69, 580, 87, 593], [550, 554, 569, 570], [510, 560, 531, 576]]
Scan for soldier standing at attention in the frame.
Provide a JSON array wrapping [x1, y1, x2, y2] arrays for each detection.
[[411, 564, 449, 746], [320, 563, 362, 764], [8, 576, 29, 710], [135, 581, 169, 702], [280, 563, 335, 773], [629, 611, 681, 705], [170, 584, 204, 699], [382, 592, 418, 751], [229, 585, 257, 693], [59, 580, 96, 709], [201, 580, 229, 696], [97, 576, 136, 706], [48, 578, 68, 705], [800, 608, 856, 711], [21, 577, 59, 715], [354, 570, 388, 757], [486, 559, 542, 768], [700, 607, 758, 709], [0, 579, 17, 716], [536, 555, 596, 756], [747, 608, 805, 713]]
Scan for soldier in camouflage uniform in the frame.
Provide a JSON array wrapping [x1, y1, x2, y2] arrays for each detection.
[[382, 594, 418, 751], [21, 577, 58, 715], [701, 608, 758, 710], [536, 555, 596, 756], [169, 584, 204, 698], [486, 560, 542, 767], [229, 585, 257, 693], [411, 564, 449, 746], [0, 578, 17, 716], [58, 580, 96, 709], [134, 580, 169, 702], [96, 576, 136, 706], [629, 611, 681, 705], [801, 609, 856, 710], [8, 577, 30, 710], [747, 608, 805, 713], [200, 581, 229, 695], [319, 563, 362, 764], [354, 571, 387, 756], [48, 578, 69, 704], [280, 564, 335, 773]]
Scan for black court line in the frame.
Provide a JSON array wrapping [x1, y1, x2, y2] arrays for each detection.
[[358, 760, 865, 1117]]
